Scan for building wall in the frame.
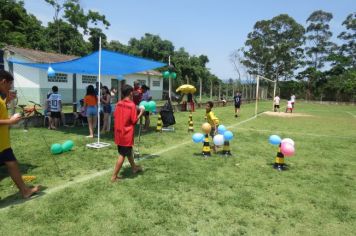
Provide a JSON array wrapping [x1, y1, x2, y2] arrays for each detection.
[[4, 52, 163, 105]]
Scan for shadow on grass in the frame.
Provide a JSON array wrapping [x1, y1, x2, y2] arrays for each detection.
[[0, 186, 47, 209], [0, 163, 39, 181]]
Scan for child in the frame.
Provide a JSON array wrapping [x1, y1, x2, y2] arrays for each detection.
[[100, 86, 111, 134], [47, 86, 62, 129], [141, 84, 152, 131], [206, 101, 219, 152], [72, 99, 87, 127], [84, 85, 98, 138], [0, 70, 40, 198], [273, 95, 280, 112], [111, 84, 144, 182], [285, 100, 293, 113], [233, 92, 242, 117]]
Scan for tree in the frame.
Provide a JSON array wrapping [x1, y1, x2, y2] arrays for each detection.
[[337, 13, 356, 68], [242, 14, 305, 82], [305, 10, 334, 69]]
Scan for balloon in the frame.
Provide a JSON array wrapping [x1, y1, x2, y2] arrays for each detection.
[[51, 143, 62, 154], [147, 101, 156, 112], [162, 71, 170, 79], [62, 140, 74, 152], [139, 101, 149, 110], [47, 66, 55, 77], [171, 72, 177, 79], [213, 134, 225, 146], [201, 122, 211, 134], [192, 133, 205, 143], [223, 131, 234, 141], [281, 142, 295, 157], [139, 105, 145, 111], [269, 135, 281, 145], [281, 138, 295, 146], [217, 125, 227, 135]]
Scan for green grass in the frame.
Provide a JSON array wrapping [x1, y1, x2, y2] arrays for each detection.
[[1, 101, 356, 235]]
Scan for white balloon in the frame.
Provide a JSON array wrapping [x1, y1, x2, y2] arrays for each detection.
[[139, 105, 145, 111], [213, 134, 225, 146], [281, 138, 294, 146]]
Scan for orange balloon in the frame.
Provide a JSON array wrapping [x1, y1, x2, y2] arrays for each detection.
[[201, 122, 212, 134]]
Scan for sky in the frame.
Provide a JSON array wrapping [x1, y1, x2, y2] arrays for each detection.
[[24, 0, 355, 81]]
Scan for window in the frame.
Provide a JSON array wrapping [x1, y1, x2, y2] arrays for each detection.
[[82, 75, 97, 84], [152, 80, 160, 87], [48, 73, 68, 83]]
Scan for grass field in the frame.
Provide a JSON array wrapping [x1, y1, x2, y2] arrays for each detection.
[[1, 101, 355, 235]]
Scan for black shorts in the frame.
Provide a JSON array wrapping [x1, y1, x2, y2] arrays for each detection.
[[274, 105, 280, 108], [235, 103, 241, 108], [103, 105, 112, 113], [210, 127, 216, 138], [117, 146, 132, 157], [0, 148, 17, 166], [51, 111, 61, 118], [144, 111, 150, 116]]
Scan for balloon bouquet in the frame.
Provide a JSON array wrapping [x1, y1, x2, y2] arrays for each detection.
[[192, 124, 234, 157], [269, 135, 295, 171], [50, 140, 74, 155]]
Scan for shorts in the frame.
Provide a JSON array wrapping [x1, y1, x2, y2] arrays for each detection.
[[51, 111, 61, 118], [274, 105, 280, 108], [117, 146, 132, 157], [210, 127, 216, 138], [103, 104, 112, 114], [144, 111, 150, 116], [235, 103, 241, 109], [0, 148, 17, 166], [86, 106, 98, 117]]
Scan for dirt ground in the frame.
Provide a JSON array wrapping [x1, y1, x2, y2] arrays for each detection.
[[263, 111, 313, 117]]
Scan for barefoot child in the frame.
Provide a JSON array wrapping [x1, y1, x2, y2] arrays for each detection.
[[285, 100, 293, 113], [111, 84, 144, 182], [0, 70, 40, 198], [205, 101, 219, 152]]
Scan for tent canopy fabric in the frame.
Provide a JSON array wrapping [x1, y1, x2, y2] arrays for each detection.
[[9, 49, 166, 76]]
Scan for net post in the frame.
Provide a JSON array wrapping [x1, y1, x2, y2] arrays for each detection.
[[255, 75, 259, 117]]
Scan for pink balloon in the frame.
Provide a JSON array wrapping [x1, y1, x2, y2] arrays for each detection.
[[281, 142, 295, 157], [281, 138, 295, 146]]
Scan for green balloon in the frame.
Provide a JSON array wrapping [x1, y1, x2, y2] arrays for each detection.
[[139, 101, 149, 110], [147, 101, 156, 112], [51, 143, 63, 154], [171, 72, 177, 79], [62, 140, 74, 152], [163, 71, 170, 79]]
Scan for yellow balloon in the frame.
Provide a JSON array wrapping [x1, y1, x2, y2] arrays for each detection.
[[201, 122, 211, 134]]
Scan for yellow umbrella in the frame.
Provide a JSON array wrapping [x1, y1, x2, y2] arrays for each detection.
[[176, 84, 197, 94]]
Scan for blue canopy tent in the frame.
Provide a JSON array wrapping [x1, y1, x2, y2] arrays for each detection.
[[10, 48, 166, 148]]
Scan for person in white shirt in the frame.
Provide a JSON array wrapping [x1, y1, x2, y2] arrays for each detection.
[[48, 86, 62, 129], [273, 95, 280, 112], [285, 100, 293, 113], [291, 94, 296, 108]]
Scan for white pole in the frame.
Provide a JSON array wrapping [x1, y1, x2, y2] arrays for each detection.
[[273, 80, 277, 111], [168, 55, 171, 101], [255, 75, 259, 117], [97, 37, 102, 143]]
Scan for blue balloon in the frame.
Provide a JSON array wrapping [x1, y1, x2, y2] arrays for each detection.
[[269, 135, 281, 145], [47, 66, 55, 77], [217, 125, 227, 135], [192, 133, 204, 143], [223, 131, 234, 141]]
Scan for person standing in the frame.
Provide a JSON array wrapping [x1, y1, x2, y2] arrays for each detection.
[[132, 81, 142, 106], [291, 94, 296, 108], [100, 86, 111, 134], [84, 85, 98, 138], [141, 84, 152, 131], [274, 95, 281, 112], [0, 70, 40, 198], [233, 92, 242, 117], [47, 86, 62, 129], [111, 85, 144, 182]]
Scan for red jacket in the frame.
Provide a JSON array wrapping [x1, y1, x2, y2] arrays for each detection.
[[114, 99, 138, 147]]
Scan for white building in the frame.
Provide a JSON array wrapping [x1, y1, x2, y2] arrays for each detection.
[[2, 46, 163, 105]]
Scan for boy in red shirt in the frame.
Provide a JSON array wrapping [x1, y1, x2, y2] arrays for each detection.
[[111, 84, 144, 182]]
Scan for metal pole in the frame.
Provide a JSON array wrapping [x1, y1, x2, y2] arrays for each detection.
[[97, 37, 102, 143], [168, 56, 171, 101], [255, 75, 259, 117]]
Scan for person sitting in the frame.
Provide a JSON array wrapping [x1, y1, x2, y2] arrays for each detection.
[[72, 99, 87, 127]]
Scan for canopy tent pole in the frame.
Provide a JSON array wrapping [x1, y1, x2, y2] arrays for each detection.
[[87, 37, 110, 149], [168, 55, 171, 101]]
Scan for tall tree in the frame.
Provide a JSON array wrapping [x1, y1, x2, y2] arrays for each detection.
[[242, 14, 305, 81], [305, 10, 334, 69], [337, 13, 356, 68]]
